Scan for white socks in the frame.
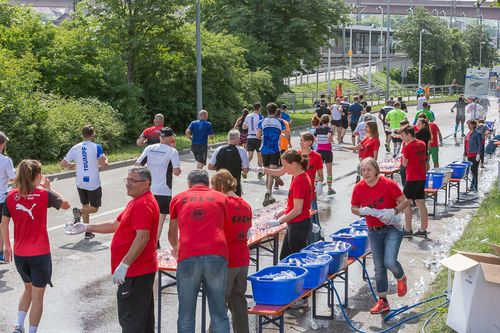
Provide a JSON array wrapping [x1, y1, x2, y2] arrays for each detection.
[[29, 326, 38, 333], [17, 311, 27, 327]]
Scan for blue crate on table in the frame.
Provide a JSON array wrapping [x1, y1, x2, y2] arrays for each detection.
[[302, 241, 351, 274], [278, 252, 332, 289], [330, 228, 369, 259]]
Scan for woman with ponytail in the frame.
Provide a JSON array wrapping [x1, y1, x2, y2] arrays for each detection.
[[1, 160, 69, 333]]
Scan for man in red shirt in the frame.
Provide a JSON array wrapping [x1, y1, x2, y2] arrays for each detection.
[[401, 127, 429, 238], [67, 167, 159, 333], [168, 170, 230, 333], [137, 114, 176, 148]]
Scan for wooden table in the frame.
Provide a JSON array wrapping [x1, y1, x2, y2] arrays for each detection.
[[380, 167, 400, 180]]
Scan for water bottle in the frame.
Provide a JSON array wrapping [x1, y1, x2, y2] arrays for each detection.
[[428, 174, 434, 189]]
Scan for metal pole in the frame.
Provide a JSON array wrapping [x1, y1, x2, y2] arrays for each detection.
[[195, 0, 202, 112], [349, 25, 353, 71], [385, 0, 391, 100], [418, 29, 423, 86], [380, 8, 384, 61], [479, 44, 483, 69], [368, 26, 372, 90], [328, 45, 332, 98]]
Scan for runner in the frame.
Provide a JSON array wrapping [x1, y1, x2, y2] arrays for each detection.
[[385, 102, 408, 158], [256, 102, 285, 207], [330, 98, 343, 143], [242, 102, 264, 179], [339, 96, 351, 143], [424, 83, 431, 100], [208, 129, 250, 197], [378, 100, 394, 153], [1, 160, 70, 333], [0, 131, 16, 263], [353, 114, 375, 141], [136, 127, 181, 249], [185, 110, 214, 170], [348, 96, 363, 146], [275, 109, 291, 190], [401, 126, 429, 238], [315, 115, 335, 195], [315, 99, 330, 118], [280, 104, 292, 127], [136, 113, 165, 146], [466, 97, 486, 121], [351, 157, 409, 314], [451, 95, 467, 137], [233, 108, 249, 147], [428, 119, 443, 168], [397, 96, 408, 113], [414, 101, 435, 124], [416, 93, 426, 111], [464, 120, 482, 192], [210, 170, 252, 333], [61, 125, 108, 239], [307, 116, 320, 151]]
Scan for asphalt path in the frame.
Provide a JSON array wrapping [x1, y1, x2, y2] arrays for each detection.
[[0, 99, 497, 332]]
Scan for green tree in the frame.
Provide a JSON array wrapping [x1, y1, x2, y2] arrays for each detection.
[[202, 0, 349, 95], [464, 24, 497, 68]]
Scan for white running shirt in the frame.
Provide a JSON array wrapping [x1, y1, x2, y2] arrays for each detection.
[[243, 113, 263, 139], [331, 104, 342, 121], [64, 141, 105, 191], [0, 153, 16, 203], [136, 143, 180, 196]]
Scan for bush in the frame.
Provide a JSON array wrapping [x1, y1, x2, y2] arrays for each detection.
[[43, 94, 125, 159]]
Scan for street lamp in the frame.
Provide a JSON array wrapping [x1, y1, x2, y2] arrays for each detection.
[[377, 5, 384, 61], [385, 0, 391, 100], [368, 25, 373, 90], [418, 29, 429, 87], [480, 14, 483, 26], [195, 0, 202, 112], [479, 41, 486, 68]]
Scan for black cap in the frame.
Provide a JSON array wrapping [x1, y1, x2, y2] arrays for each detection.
[[0, 131, 9, 144], [160, 127, 174, 137], [281, 104, 288, 109]]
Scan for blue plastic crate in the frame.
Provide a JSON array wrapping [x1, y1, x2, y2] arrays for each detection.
[[247, 266, 308, 305], [447, 163, 467, 179], [302, 241, 351, 274], [278, 252, 332, 289], [425, 172, 445, 189], [349, 218, 368, 230], [330, 228, 369, 259]]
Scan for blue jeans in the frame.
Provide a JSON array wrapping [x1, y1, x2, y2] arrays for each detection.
[[367, 227, 405, 296], [177, 255, 229, 333]]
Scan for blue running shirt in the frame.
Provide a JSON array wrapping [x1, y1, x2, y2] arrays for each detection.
[[258, 117, 285, 154]]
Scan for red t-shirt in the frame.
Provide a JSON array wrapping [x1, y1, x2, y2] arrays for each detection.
[[351, 176, 403, 227], [170, 185, 228, 262], [224, 196, 252, 268], [3, 188, 62, 256], [429, 123, 440, 148], [285, 172, 313, 223], [359, 137, 380, 160], [298, 150, 323, 184], [141, 125, 163, 145], [403, 139, 427, 181], [111, 191, 159, 277]]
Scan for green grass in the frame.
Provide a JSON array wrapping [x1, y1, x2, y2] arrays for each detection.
[[41, 133, 229, 175], [417, 184, 500, 332], [367, 71, 402, 91]]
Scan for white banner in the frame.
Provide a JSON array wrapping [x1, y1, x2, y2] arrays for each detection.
[[464, 68, 490, 98]]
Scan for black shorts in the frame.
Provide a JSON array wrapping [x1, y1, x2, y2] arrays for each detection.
[[331, 119, 342, 127], [191, 144, 208, 164], [392, 137, 402, 143], [341, 116, 348, 129], [350, 121, 358, 133], [247, 138, 262, 152], [318, 150, 333, 164], [154, 195, 171, 215], [262, 153, 280, 167], [77, 187, 102, 208], [403, 180, 426, 200], [15, 253, 53, 288]]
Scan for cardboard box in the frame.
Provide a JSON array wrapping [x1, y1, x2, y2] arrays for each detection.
[[440, 244, 500, 333]]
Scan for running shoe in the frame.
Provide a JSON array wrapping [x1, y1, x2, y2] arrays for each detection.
[[461, 133, 465, 137], [413, 230, 428, 238], [397, 276, 407, 297], [241, 172, 247, 179], [12, 326, 24, 333], [257, 172, 265, 180], [84, 232, 95, 240], [274, 177, 284, 186], [289, 299, 309, 309], [262, 193, 276, 207], [369, 298, 390, 314], [72, 207, 81, 224], [327, 188, 336, 195], [453, 133, 457, 138], [403, 229, 413, 238], [385, 143, 390, 152]]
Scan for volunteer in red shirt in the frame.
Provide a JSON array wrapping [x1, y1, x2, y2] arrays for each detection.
[[210, 169, 252, 333], [1, 159, 69, 333], [428, 120, 442, 168], [136, 113, 176, 147], [401, 126, 429, 238], [351, 157, 409, 314], [168, 170, 230, 333], [344, 121, 380, 182], [67, 166, 160, 333]]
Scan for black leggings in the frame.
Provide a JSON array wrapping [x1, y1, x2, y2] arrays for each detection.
[[279, 218, 312, 260], [467, 157, 479, 191]]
